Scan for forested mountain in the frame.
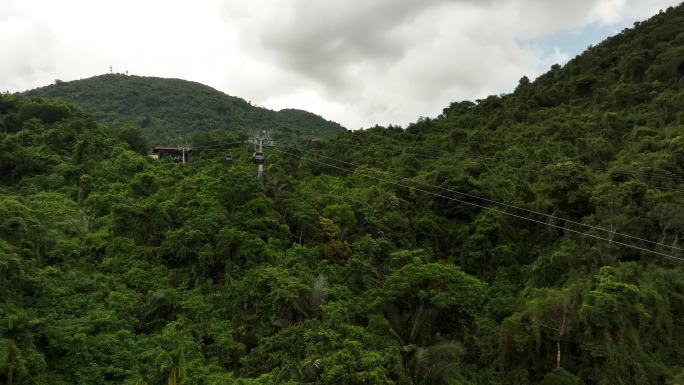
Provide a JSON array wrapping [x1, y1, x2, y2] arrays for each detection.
[[2, 4, 684, 385], [24, 75, 346, 145]]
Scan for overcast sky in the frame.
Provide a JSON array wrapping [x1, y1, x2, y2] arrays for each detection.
[[1, 0, 680, 129]]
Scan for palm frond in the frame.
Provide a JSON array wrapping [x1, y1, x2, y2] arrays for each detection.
[[424, 341, 464, 384], [386, 305, 406, 346], [409, 305, 437, 345], [310, 273, 329, 309], [412, 346, 430, 385]]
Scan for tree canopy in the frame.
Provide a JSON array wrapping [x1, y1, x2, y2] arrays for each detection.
[[24, 75, 346, 146], [2, 4, 684, 385]]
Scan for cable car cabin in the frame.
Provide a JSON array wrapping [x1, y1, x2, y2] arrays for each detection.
[[150, 147, 191, 163], [224, 153, 234, 164], [252, 151, 265, 164]]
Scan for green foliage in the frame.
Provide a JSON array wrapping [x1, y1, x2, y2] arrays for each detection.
[[2, 5, 684, 385], [539, 367, 583, 385], [112, 125, 148, 155], [24, 75, 346, 146]]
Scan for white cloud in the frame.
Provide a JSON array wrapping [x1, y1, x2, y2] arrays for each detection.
[[590, 0, 673, 25], [0, 0, 680, 129], [0, 14, 57, 90]]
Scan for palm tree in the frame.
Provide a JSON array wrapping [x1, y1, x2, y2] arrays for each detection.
[[272, 363, 302, 385], [130, 366, 152, 385], [131, 374, 150, 385], [0, 314, 30, 385], [409, 342, 464, 385], [272, 360, 322, 385], [160, 346, 186, 385], [275, 274, 329, 327], [386, 304, 464, 385], [139, 291, 176, 331], [0, 339, 21, 385]]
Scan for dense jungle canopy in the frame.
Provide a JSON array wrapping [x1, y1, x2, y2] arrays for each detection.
[[2, 4, 684, 385]]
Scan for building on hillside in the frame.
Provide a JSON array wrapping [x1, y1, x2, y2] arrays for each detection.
[[150, 146, 191, 163]]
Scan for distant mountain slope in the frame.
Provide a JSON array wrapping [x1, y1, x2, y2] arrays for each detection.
[[24, 74, 346, 145]]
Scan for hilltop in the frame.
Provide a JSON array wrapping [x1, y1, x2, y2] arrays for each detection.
[[24, 74, 346, 145]]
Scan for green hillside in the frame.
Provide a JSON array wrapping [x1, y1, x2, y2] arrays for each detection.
[[24, 74, 346, 145], [2, 4, 684, 385]]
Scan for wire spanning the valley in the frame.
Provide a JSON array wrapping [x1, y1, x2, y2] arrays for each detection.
[[322, 137, 684, 188], [269, 147, 683, 262], [190, 136, 684, 190], [188, 140, 246, 150], [191, 138, 684, 194], [285, 146, 684, 252], [186, 139, 683, 261]]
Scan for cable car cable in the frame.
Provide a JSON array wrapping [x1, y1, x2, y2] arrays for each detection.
[[271, 147, 684, 262], [324, 137, 684, 185], [286, 146, 684, 252], [198, 141, 683, 254]]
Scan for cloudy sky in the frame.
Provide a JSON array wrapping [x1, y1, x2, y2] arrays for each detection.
[[0, 0, 680, 129]]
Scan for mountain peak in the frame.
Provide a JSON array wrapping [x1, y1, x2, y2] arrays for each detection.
[[25, 74, 346, 144]]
